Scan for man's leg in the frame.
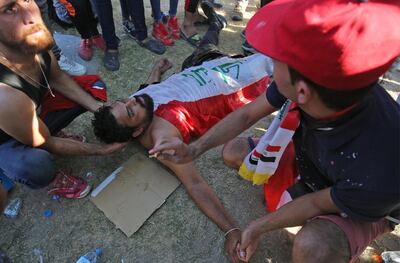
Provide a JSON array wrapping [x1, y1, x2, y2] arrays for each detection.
[[222, 137, 257, 169], [93, 0, 120, 71], [293, 219, 350, 263], [181, 0, 201, 37], [0, 106, 90, 196], [198, 1, 226, 47], [150, 0, 175, 46], [293, 216, 391, 263], [180, 3, 226, 70], [127, 0, 147, 41], [93, 0, 119, 50], [61, 0, 100, 40], [0, 140, 55, 189], [124, 0, 165, 54]]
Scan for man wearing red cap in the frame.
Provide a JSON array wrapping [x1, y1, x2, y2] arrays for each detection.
[[149, 0, 400, 262]]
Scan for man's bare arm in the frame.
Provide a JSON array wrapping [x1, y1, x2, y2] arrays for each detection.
[[0, 87, 125, 155], [160, 159, 242, 263], [48, 52, 102, 112], [150, 91, 278, 163], [145, 121, 241, 262], [239, 188, 340, 261]]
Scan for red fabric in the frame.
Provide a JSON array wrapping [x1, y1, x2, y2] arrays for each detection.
[[40, 75, 107, 119], [184, 0, 190, 12], [155, 77, 269, 143], [263, 141, 297, 212], [266, 145, 281, 152], [59, 0, 76, 17], [246, 0, 400, 90]]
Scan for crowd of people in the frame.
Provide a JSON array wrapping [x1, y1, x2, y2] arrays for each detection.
[[0, 0, 399, 262]]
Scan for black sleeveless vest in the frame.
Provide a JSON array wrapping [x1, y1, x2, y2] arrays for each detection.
[[0, 52, 51, 144]]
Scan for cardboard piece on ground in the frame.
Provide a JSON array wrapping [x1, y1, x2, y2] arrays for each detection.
[[91, 153, 180, 237]]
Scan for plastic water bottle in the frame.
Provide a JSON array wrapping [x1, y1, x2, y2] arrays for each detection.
[[76, 248, 102, 263], [381, 251, 400, 263], [3, 198, 22, 218]]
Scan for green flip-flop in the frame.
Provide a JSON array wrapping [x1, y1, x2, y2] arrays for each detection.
[[180, 29, 202, 47]]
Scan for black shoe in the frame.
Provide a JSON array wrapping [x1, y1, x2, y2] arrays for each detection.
[[125, 28, 166, 55], [137, 38, 166, 55], [242, 40, 256, 56], [104, 50, 120, 71], [201, 1, 227, 29]]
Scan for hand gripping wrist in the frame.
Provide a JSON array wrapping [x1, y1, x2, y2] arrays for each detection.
[[224, 227, 240, 238]]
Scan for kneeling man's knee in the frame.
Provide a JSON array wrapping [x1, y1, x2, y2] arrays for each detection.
[[292, 219, 350, 263], [222, 140, 241, 169], [16, 149, 55, 188], [222, 138, 252, 169]]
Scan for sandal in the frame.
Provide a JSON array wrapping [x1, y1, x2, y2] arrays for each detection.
[[180, 29, 202, 47], [137, 38, 166, 55]]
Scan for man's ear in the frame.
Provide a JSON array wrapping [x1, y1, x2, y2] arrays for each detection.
[[295, 80, 313, 105], [132, 127, 144, 138]]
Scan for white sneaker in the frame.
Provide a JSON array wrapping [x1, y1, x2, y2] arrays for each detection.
[[58, 55, 86, 76]]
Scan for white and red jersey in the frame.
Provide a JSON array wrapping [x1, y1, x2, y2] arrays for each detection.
[[133, 54, 273, 142]]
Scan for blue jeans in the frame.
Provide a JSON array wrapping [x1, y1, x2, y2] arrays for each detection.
[[0, 106, 85, 189], [151, 0, 179, 21], [0, 140, 55, 189], [126, 0, 148, 40]]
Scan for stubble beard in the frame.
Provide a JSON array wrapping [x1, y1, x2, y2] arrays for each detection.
[[0, 23, 54, 55]]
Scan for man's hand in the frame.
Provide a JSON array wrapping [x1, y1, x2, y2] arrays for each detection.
[[149, 137, 197, 164], [237, 221, 262, 262], [153, 58, 173, 74], [145, 58, 174, 84], [225, 229, 243, 263]]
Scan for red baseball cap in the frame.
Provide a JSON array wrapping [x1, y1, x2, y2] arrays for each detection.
[[246, 0, 400, 90]]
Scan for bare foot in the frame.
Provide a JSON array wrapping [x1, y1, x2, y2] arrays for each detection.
[[181, 11, 199, 37], [181, 23, 197, 37]]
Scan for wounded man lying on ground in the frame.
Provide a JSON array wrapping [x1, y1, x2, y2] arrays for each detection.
[[92, 50, 273, 262]]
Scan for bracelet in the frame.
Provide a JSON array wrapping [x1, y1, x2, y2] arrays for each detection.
[[224, 227, 240, 238]]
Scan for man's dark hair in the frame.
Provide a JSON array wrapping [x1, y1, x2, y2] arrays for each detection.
[[92, 106, 135, 143], [288, 67, 375, 111]]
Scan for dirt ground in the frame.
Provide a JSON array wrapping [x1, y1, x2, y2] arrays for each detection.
[[0, 0, 399, 262]]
